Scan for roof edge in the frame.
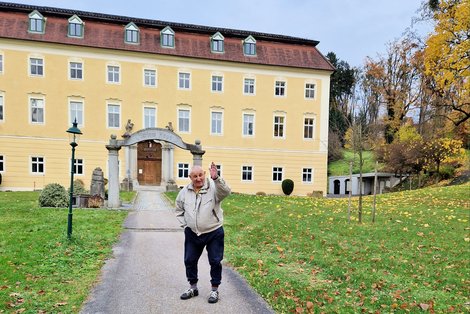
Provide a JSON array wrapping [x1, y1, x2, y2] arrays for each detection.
[[0, 1, 320, 46]]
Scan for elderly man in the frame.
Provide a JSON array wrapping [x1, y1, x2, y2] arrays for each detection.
[[175, 162, 231, 304]]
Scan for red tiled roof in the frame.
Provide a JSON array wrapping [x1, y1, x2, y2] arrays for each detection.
[[0, 2, 334, 72]]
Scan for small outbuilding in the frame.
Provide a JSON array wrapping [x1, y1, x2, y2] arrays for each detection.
[[328, 173, 405, 196]]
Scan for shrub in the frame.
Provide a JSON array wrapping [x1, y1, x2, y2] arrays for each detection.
[[68, 179, 89, 195], [439, 164, 456, 180], [39, 183, 68, 207], [281, 179, 294, 195]]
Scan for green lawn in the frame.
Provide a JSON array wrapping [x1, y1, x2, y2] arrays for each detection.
[[328, 150, 378, 176], [2, 184, 468, 313], [171, 184, 469, 313], [0, 191, 127, 313]]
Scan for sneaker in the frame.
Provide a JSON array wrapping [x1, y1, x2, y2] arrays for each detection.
[[208, 290, 219, 303], [180, 288, 199, 300]]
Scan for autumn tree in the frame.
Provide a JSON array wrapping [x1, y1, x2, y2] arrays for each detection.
[[362, 36, 423, 143], [375, 124, 426, 183], [424, 0, 470, 127], [423, 138, 465, 181]]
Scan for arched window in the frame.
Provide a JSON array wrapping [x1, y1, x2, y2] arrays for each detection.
[[243, 35, 256, 56], [68, 15, 84, 38], [125, 23, 139, 44], [161, 26, 175, 48], [28, 10, 45, 33], [211, 32, 224, 53]]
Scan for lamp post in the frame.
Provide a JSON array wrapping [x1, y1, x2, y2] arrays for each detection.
[[66, 119, 82, 239]]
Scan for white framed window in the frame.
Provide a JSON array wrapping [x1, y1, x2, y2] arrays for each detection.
[[107, 65, 120, 84], [211, 111, 223, 135], [243, 78, 255, 95], [68, 15, 84, 38], [144, 106, 156, 128], [30, 97, 44, 124], [0, 53, 3, 73], [242, 113, 255, 137], [302, 168, 313, 183], [30, 57, 44, 76], [211, 32, 224, 53], [0, 155, 4, 172], [74, 158, 84, 175], [178, 163, 189, 179], [211, 75, 223, 92], [273, 115, 285, 138], [144, 69, 157, 87], [305, 83, 316, 99], [275, 80, 286, 97], [241, 165, 253, 181], [125, 23, 139, 44], [243, 36, 256, 56], [28, 11, 45, 33], [178, 72, 191, 89], [304, 116, 315, 139], [272, 167, 283, 182], [178, 108, 190, 133], [0, 94, 3, 121], [69, 61, 83, 80], [107, 104, 120, 128], [31, 156, 45, 174], [69, 100, 84, 126], [161, 26, 175, 48]]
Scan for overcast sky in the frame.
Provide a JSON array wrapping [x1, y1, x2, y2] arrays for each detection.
[[5, 0, 432, 68]]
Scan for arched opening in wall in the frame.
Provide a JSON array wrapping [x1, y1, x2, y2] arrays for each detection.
[[344, 179, 350, 194], [333, 179, 340, 194], [137, 140, 162, 185]]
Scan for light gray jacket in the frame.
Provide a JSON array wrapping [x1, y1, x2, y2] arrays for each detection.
[[175, 176, 231, 235]]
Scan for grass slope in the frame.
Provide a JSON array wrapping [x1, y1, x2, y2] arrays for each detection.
[[328, 150, 377, 176], [222, 184, 470, 313], [0, 191, 127, 313], [170, 183, 469, 313]]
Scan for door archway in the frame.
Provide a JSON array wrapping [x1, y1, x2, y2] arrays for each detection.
[[106, 128, 205, 207]]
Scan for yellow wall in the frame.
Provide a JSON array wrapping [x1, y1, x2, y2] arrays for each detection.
[[0, 39, 330, 195]]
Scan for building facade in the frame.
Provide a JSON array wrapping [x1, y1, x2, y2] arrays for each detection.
[[0, 2, 334, 195]]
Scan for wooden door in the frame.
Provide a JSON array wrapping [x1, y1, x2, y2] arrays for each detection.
[[137, 141, 162, 185]]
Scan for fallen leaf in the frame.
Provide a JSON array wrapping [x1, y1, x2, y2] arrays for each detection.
[[419, 303, 429, 311], [306, 301, 314, 309]]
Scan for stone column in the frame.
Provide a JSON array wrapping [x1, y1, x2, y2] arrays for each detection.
[[130, 144, 137, 180], [161, 143, 170, 184], [125, 146, 131, 190], [168, 144, 174, 182], [106, 135, 122, 208], [191, 139, 204, 166]]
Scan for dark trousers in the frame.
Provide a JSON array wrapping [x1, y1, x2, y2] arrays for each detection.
[[184, 226, 224, 286]]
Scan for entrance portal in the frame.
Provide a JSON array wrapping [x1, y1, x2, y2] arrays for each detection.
[[137, 140, 162, 185], [106, 128, 205, 208]]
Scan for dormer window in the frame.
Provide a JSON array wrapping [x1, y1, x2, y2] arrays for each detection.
[[161, 26, 175, 48], [211, 32, 224, 53], [68, 15, 84, 38], [243, 36, 256, 56], [28, 10, 45, 34], [125, 23, 139, 44]]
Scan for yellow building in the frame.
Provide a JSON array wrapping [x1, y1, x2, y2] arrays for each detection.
[[0, 2, 334, 196]]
